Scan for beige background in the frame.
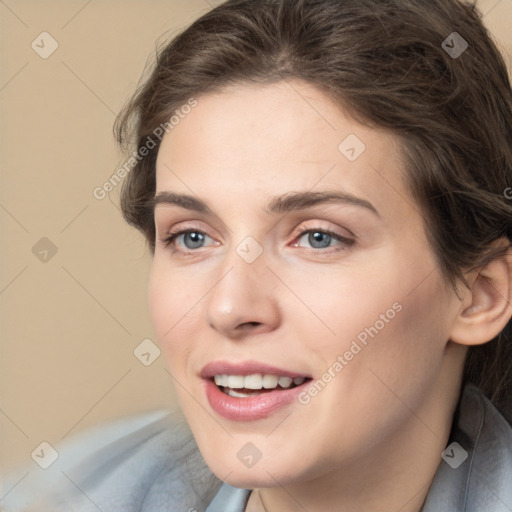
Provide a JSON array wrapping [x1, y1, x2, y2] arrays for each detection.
[[1, 0, 511, 477]]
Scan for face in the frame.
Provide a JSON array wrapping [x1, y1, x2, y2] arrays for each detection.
[[149, 80, 464, 488]]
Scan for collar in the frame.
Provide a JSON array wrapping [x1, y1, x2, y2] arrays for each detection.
[[422, 382, 512, 511]]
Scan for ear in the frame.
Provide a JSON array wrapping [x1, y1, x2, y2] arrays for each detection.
[[450, 246, 512, 346]]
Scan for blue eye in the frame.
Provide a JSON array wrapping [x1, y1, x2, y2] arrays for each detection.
[[160, 227, 354, 254], [162, 230, 213, 250], [299, 230, 335, 249], [294, 229, 354, 251]]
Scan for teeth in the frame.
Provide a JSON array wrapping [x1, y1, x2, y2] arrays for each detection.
[[213, 373, 307, 390], [226, 389, 255, 398], [278, 376, 293, 388], [214, 374, 228, 387], [226, 375, 244, 388], [244, 374, 264, 389], [262, 374, 279, 389]]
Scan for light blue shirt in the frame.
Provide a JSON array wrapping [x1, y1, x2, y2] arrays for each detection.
[[2, 383, 511, 511]]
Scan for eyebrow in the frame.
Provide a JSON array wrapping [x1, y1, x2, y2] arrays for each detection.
[[152, 190, 380, 217]]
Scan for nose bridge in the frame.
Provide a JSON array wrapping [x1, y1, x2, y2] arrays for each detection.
[[204, 234, 280, 335], [211, 234, 268, 308]]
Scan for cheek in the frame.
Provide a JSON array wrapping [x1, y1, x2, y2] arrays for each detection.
[[332, 267, 452, 422], [299, 256, 451, 393], [148, 262, 197, 371], [285, 269, 452, 465], [292, 265, 402, 357]]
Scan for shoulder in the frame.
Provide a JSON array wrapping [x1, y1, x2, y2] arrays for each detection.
[[463, 384, 512, 509], [1, 410, 222, 512], [422, 383, 512, 512]]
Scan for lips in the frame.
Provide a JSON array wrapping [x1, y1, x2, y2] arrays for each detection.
[[200, 360, 313, 421]]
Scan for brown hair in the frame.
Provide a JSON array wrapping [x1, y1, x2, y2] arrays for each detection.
[[115, 0, 512, 416]]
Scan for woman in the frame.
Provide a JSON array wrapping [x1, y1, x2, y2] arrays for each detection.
[[4, 0, 512, 510]]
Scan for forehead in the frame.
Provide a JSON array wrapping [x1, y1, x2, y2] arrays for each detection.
[[154, 79, 410, 221]]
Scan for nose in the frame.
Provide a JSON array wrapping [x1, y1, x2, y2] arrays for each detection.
[[204, 242, 281, 340]]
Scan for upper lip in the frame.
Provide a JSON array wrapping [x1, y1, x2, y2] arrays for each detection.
[[200, 360, 312, 379]]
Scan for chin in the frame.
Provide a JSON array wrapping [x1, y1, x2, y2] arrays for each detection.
[[203, 449, 310, 489], [215, 468, 283, 489]]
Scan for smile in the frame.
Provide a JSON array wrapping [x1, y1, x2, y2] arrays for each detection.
[[214, 374, 307, 397], [200, 361, 313, 421]]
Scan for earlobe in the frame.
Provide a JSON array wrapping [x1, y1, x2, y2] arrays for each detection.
[[450, 250, 512, 346]]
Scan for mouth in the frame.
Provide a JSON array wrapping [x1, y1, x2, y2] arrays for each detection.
[[200, 360, 313, 421], [212, 374, 310, 398]]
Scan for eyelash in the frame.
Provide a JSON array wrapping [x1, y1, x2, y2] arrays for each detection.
[[159, 226, 355, 255]]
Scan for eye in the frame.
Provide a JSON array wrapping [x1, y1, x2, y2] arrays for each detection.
[[158, 226, 354, 255], [160, 228, 216, 252], [292, 228, 354, 252]]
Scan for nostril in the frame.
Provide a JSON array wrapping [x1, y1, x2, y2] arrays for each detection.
[[239, 321, 261, 329]]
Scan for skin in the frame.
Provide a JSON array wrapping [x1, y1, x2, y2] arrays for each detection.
[[149, 79, 511, 512]]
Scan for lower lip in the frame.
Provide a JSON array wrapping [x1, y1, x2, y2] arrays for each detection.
[[204, 378, 309, 421]]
